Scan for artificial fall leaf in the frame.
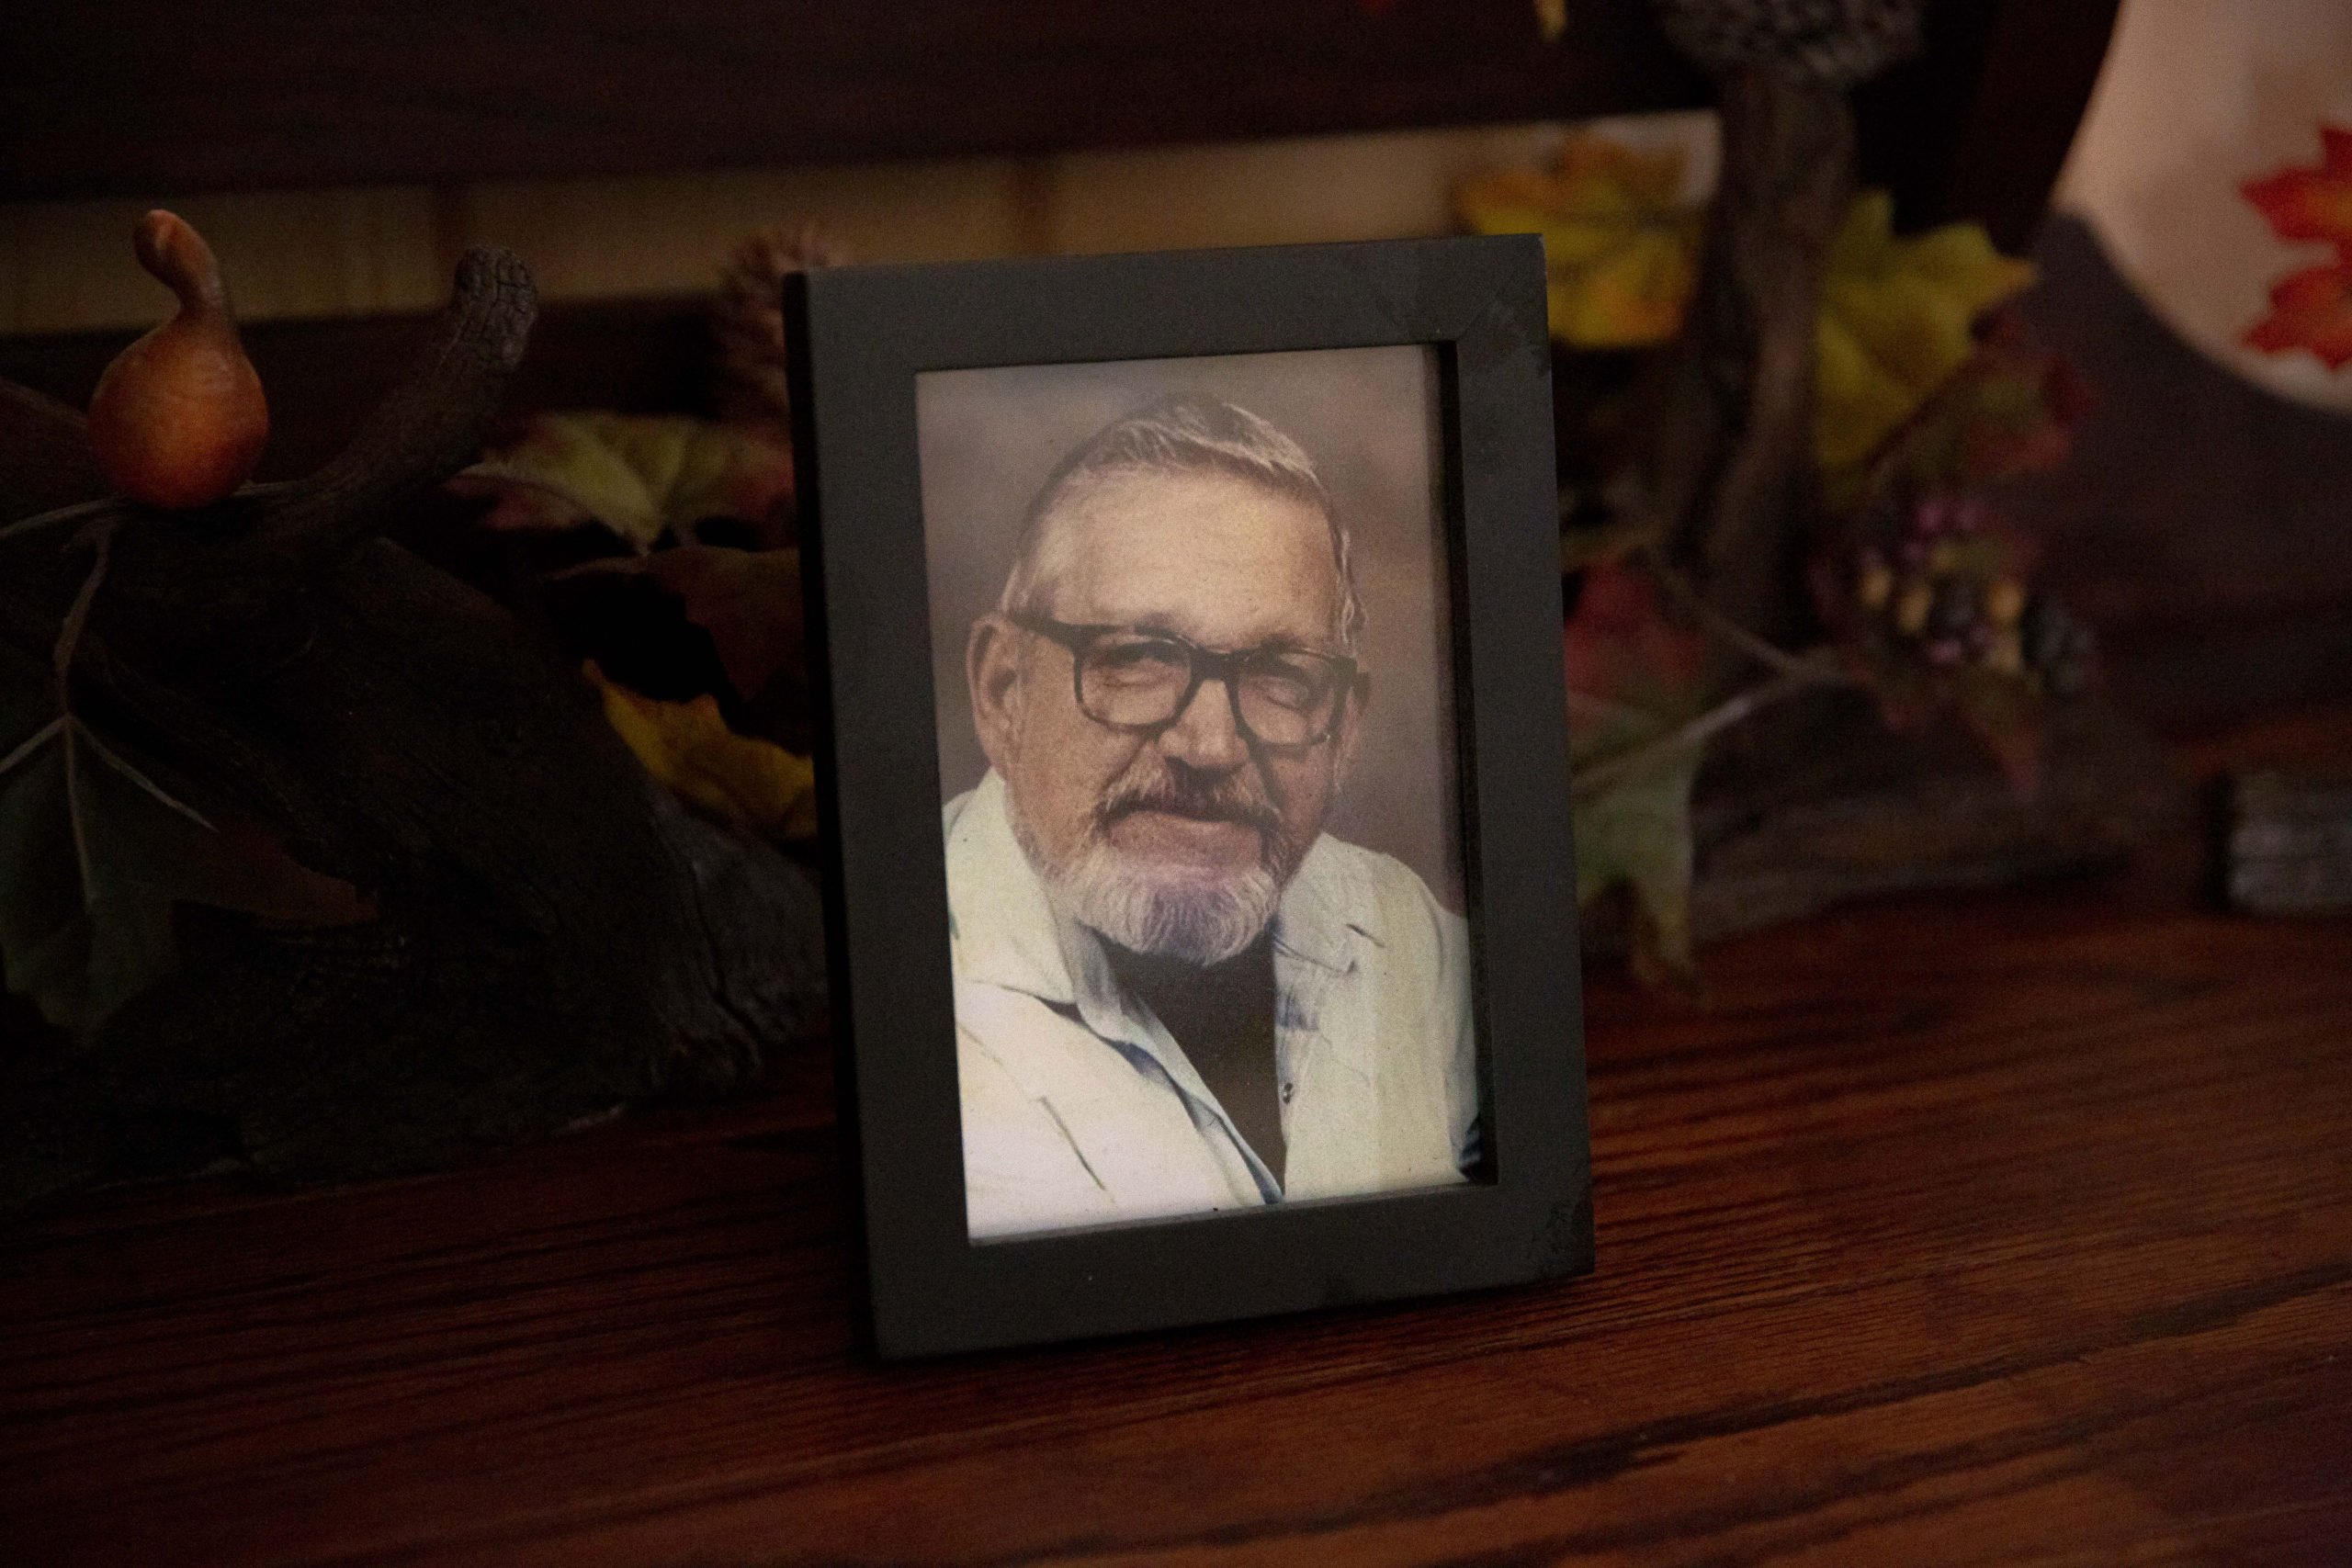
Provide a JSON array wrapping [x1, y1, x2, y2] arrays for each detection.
[[559, 547, 804, 703], [586, 662, 817, 839], [1576, 746, 1702, 987], [451, 413, 792, 551], [0, 691, 372, 1037], [1857, 310, 2094, 502], [1562, 562, 1711, 979], [2243, 126, 2352, 253], [1815, 192, 2037, 478], [2244, 261, 2352, 370], [1457, 134, 1702, 348], [1947, 319, 2095, 482], [1562, 559, 1709, 712]]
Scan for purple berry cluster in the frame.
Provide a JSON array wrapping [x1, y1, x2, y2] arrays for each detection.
[[1845, 491, 2092, 695]]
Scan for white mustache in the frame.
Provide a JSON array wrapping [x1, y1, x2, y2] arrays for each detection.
[[1096, 770, 1282, 838]]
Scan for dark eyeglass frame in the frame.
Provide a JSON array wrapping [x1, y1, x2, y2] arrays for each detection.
[[1007, 612, 1359, 750]]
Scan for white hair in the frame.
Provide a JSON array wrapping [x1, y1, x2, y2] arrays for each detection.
[[997, 393, 1366, 655]]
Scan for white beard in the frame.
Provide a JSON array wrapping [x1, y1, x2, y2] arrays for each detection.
[[1001, 730, 1320, 965], [1015, 818, 1286, 964], [1065, 847, 1282, 964]]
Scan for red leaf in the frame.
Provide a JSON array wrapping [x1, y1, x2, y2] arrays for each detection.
[[2245, 261, 2352, 369], [2243, 126, 2352, 254], [1951, 315, 2096, 482], [1562, 561, 1707, 716]]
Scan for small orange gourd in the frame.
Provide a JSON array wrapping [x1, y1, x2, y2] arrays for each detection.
[[86, 210, 270, 509]]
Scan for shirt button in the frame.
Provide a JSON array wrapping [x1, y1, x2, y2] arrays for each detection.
[[1281, 1081, 1295, 1104]]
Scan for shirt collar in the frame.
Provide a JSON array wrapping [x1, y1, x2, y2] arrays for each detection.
[[1272, 836, 1369, 976], [944, 768, 1372, 1043], [944, 770, 1079, 1008]]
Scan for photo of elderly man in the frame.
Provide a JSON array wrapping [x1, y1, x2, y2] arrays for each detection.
[[941, 389, 1478, 1240]]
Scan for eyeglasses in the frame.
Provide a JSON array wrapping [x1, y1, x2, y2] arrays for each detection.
[[1009, 614, 1357, 750]]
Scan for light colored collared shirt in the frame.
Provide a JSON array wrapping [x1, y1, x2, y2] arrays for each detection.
[[947, 770, 1477, 1240]]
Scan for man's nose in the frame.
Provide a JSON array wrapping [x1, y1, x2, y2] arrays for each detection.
[[1159, 676, 1250, 770]]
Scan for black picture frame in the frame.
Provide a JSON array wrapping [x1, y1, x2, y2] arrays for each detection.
[[786, 234, 1589, 1358]]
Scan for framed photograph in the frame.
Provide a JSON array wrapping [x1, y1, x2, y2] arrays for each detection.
[[786, 235, 1589, 1358]]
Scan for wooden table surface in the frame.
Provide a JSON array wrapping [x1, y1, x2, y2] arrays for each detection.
[[4, 706, 2347, 1567]]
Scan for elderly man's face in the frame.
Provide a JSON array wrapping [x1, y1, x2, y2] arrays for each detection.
[[968, 467, 1364, 963]]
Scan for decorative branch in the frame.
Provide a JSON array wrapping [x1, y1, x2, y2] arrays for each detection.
[[1640, 542, 1840, 682], [1566, 688, 1666, 729], [251, 246, 537, 568], [0, 496, 114, 546], [1572, 652, 1845, 803], [1641, 0, 1928, 641], [0, 717, 62, 781], [79, 722, 218, 830], [1645, 64, 1854, 642]]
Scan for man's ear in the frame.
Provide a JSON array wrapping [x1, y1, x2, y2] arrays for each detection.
[[968, 613, 1026, 773], [1330, 670, 1370, 788]]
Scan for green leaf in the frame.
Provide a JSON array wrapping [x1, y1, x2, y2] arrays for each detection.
[[1921, 314, 2094, 489], [0, 737, 166, 1035], [1562, 562, 1710, 979], [1815, 193, 2038, 481], [1570, 703, 1702, 979], [0, 719, 373, 1038], [450, 413, 793, 550]]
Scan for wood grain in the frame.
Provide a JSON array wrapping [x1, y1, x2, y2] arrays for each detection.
[[2, 749, 2347, 1563]]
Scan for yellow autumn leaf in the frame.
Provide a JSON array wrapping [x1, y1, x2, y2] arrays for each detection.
[[454, 412, 793, 551], [1457, 133, 1702, 349], [1458, 140, 2037, 475], [1815, 192, 2038, 479], [585, 662, 818, 839]]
